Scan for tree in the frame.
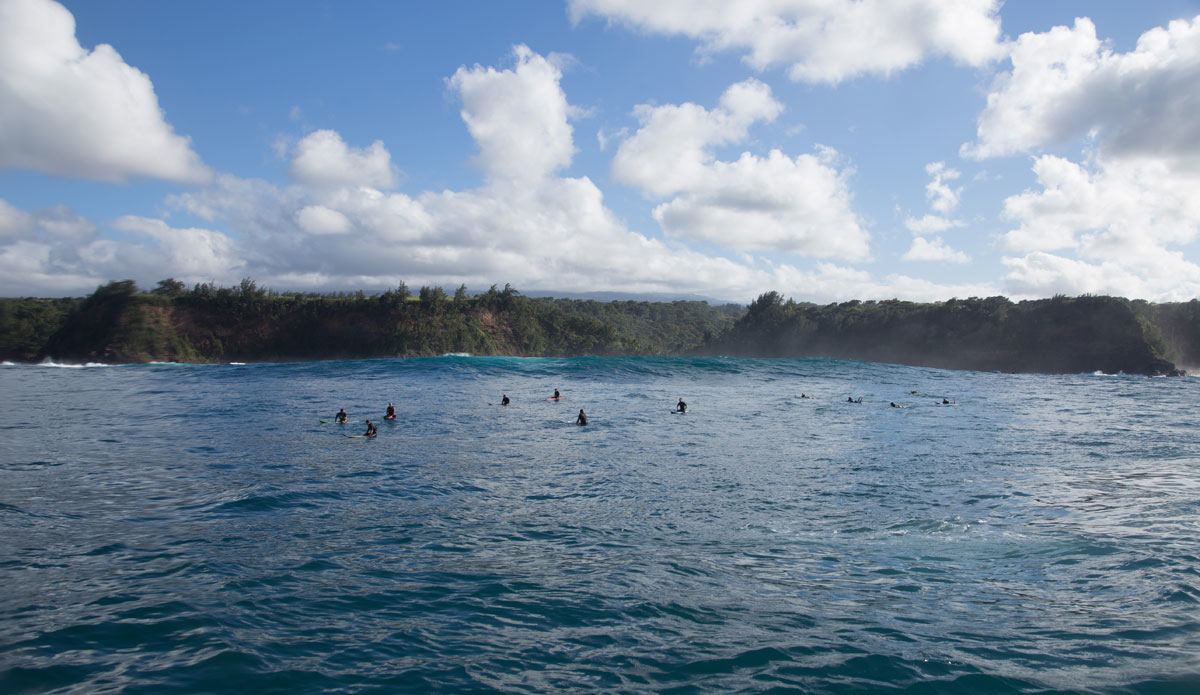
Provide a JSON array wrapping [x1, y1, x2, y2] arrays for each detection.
[[152, 278, 186, 297]]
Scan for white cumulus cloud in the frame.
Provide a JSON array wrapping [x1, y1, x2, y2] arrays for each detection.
[[294, 205, 352, 236], [964, 15, 1200, 162], [613, 80, 867, 259], [447, 45, 579, 182], [902, 236, 970, 264], [899, 161, 968, 264], [569, 0, 1005, 83], [288, 130, 398, 189], [904, 214, 964, 236], [0, 0, 210, 184], [0, 44, 995, 304], [924, 161, 961, 214]]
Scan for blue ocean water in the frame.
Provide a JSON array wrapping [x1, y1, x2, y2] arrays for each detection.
[[1, 356, 1199, 694]]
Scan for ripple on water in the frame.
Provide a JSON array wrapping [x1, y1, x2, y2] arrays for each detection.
[[1, 357, 1199, 694]]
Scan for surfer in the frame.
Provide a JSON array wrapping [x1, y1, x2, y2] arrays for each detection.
[[675, 398, 687, 413], [364, 420, 377, 437], [847, 397, 862, 404], [335, 408, 348, 423], [553, 389, 561, 400], [501, 394, 510, 406], [801, 393, 813, 399], [576, 409, 588, 425], [942, 398, 954, 405], [890, 402, 908, 409], [385, 402, 396, 420]]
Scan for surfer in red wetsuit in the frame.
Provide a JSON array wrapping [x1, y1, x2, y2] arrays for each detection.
[[385, 402, 396, 420]]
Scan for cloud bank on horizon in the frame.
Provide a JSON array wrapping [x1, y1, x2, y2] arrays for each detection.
[[1, 0, 1198, 303]]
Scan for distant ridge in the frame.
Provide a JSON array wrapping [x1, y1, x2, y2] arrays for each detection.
[[515, 290, 740, 306]]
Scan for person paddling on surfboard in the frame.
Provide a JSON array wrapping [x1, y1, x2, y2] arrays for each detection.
[[364, 420, 377, 437], [385, 402, 396, 420], [335, 408, 348, 423], [576, 409, 587, 425], [501, 394, 510, 406], [675, 398, 687, 413]]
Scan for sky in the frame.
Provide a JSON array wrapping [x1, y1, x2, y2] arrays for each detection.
[[2, 0, 1200, 304]]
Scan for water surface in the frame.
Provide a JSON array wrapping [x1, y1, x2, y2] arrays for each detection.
[[2, 357, 1198, 693]]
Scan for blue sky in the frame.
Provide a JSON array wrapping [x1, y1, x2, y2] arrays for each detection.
[[2, 0, 1199, 303]]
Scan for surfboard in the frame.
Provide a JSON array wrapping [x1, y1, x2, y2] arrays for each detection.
[[547, 396, 564, 401]]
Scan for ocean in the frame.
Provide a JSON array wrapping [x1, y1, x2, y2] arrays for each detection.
[[2, 356, 1198, 694]]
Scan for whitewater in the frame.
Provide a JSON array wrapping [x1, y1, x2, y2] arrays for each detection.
[[2, 356, 1198, 694]]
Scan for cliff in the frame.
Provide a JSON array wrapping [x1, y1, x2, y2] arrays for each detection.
[[1, 280, 737, 364], [1, 281, 1194, 376], [705, 293, 1185, 376]]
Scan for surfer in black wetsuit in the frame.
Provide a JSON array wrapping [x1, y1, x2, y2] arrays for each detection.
[[553, 389, 561, 400], [576, 409, 587, 425], [676, 398, 687, 413], [335, 408, 348, 423], [364, 420, 377, 437], [501, 394, 510, 406], [385, 402, 396, 420]]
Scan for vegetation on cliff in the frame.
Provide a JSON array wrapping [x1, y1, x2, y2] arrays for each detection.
[[0, 279, 738, 363], [1, 281, 1195, 375], [705, 292, 1187, 376]]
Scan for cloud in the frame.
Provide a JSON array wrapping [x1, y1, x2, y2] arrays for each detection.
[[902, 236, 969, 263], [568, 0, 1005, 83], [1002, 154, 1200, 254], [0, 198, 34, 239], [650, 149, 867, 258], [287, 130, 398, 189], [0, 199, 240, 295], [898, 161, 969, 265], [964, 15, 1200, 163], [110, 216, 244, 280], [294, 205, 352, 236], [0, 45, 991, 304], [447, 44, 579, 182], [612, 79, 782, 196], [924, 161, 961, 214], [613, 80, 867, 259], [962, 15, 1200, 301], [0, 0, 210, 184], [904, 214, 964, 236], [1001, 251, 1200, 301], [999, 154, 1200, 300]]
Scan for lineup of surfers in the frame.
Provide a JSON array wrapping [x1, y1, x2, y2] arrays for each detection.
[[331, 390, 951, 437]]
